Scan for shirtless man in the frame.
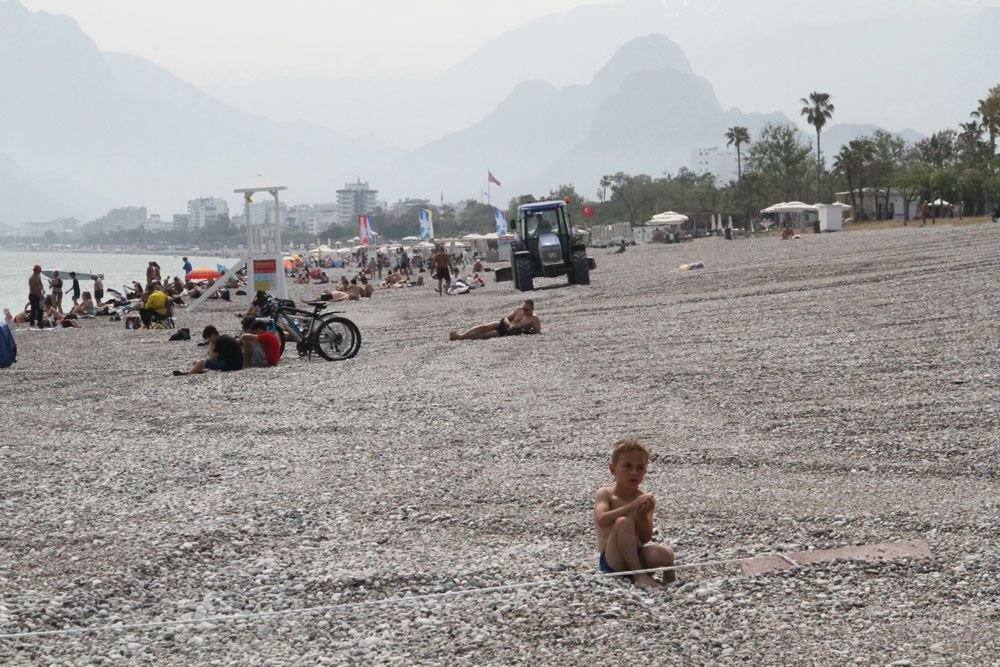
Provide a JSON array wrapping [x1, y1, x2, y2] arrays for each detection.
[[448, 300, 541, 341], [433, 247, 451, 296]]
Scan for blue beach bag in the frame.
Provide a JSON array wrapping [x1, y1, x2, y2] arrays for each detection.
[[0, 323, 16, 369]]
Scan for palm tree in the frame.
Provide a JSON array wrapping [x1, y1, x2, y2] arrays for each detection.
[[800, 92, 835, 202], [971, 84, 1000, 158], [724, 126, 751, 182], [833, 139, 874, 220]]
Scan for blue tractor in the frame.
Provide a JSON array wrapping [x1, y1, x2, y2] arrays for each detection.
[[495, 200, 595, 291]]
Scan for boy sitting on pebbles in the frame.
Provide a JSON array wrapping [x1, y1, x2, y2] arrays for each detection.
[[594, 439, 676, 587]]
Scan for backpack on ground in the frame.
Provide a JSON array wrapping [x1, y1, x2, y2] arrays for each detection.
[[0, 323, 16, 369]]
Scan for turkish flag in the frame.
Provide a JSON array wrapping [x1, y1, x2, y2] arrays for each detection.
[[582, 205, 595, 217]]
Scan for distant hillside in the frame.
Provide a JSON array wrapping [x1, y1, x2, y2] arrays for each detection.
[[0, 153, 107, 226], [0, 0, 402, 219], [209, 0, 676, 148], [372, 34, 791, 199], [0, 0, 958, 223], [209, 0, 1000, 145]]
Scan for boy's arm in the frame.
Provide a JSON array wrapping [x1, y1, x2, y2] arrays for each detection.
[[636, 499, 654, 544], [594, 488, 651, 529]]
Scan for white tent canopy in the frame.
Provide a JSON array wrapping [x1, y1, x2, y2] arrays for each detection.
[[932, 198, 951, 206], [462, 233, 486, 240], [648, 211, 689, 226], [307, 244, 336, 255], [400, 236, 420, 243], [762, 202, 818, 214]]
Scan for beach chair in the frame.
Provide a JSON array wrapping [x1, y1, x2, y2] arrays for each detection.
[[148, 300, 175, 330]]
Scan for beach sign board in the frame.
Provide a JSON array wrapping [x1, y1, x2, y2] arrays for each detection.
[[250, 254, 285, 299], [418, 208, 434, 240], [494, 207, 507, 236]]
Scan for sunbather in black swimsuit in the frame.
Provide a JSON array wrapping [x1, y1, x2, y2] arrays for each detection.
[[497, 317, 531, 337]]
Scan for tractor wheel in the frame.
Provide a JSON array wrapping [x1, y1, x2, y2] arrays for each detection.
[[571, 248, 590, 285], [514, 253, 534, 292]]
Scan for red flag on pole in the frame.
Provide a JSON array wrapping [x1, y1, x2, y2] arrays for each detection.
[[488, 171, 502, 187], [582, 205, 595, 217]]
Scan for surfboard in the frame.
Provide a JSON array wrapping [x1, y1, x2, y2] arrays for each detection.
[[41, 270, 104, 280]]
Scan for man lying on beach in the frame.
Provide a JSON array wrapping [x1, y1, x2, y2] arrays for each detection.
[[594, 439, 675, 588], [174, 325, 243, 375], [448, 299, 541, 340]]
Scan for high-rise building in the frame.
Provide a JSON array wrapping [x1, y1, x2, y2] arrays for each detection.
[[87, 206, 147, 234], [287, 203, 338, 235], [248, 200, 288, 227], [19, 217, 79, 238], [336, 179, 379, 226], [172, 214, 190, 232], [187, 197, 229, 230]]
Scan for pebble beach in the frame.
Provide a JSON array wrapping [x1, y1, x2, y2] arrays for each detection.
[[2, 224, 999, 665]]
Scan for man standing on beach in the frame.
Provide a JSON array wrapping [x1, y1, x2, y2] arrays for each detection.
[[68, 272, 81, 306], [182, 257, 193, 276], [27, 265, 44, 328], [433, 246, 450, 296]]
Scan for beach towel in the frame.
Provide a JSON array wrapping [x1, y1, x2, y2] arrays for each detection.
[[0, 323, 16, 368]]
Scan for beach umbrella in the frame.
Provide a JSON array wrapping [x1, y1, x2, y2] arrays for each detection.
[[186, 267, 223, 280], [649, 211, 689, 225]]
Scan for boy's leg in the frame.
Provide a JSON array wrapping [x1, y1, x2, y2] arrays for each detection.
[[640, 544, 676, 584], [604, 516, 659, 587]]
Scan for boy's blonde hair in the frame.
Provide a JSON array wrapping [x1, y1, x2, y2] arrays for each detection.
[[611, 439, 650, 464]]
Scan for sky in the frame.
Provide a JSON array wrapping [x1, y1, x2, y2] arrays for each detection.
[[20, 0, 608, 85]]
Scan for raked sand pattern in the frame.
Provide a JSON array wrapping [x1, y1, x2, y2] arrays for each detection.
[[2, 224, 999, 664]]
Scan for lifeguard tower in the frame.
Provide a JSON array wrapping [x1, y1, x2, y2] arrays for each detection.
[[185, 176, 288, 313], [235, 176, 287, 300]]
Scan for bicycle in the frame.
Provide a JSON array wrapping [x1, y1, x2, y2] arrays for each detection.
[[241, 296, 361, 361]]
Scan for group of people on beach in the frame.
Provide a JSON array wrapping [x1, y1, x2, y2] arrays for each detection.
[[7, 257, 246, 330], [286, 245, 489, 299], [5, 265, 105, 329], [173, 320, 280, 376]]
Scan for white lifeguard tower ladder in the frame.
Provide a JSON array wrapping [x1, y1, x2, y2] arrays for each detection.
[[185, 176, 288, 313]]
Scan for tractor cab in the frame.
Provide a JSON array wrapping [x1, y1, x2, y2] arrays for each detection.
[[495, 199, 594, 291], [516, 202, 571, 268]]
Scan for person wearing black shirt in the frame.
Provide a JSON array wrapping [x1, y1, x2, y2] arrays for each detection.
[[68, 272, 82, 305], [173, 325, 244, 375]]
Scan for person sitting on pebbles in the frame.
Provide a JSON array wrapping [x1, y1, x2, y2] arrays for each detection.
[[448, 299, 541, 340], [594, 439, 675, 588], [174, 325, 243, 375]]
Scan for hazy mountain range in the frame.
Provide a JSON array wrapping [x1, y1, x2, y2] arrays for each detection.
[[1, 0, 996, 225]]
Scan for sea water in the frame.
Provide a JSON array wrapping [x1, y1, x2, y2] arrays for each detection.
[[0, 250, 229, 314]]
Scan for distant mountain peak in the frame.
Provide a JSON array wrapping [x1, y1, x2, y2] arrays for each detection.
[[590, 34, 694, 95]]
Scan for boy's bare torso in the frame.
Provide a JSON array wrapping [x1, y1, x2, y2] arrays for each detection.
[[595, 485, 647, 552]]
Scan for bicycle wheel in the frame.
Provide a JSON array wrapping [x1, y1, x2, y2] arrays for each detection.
[[328, 315, 361, 359], [323, 315, 361, 359], [311, 316, 360, 361]]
